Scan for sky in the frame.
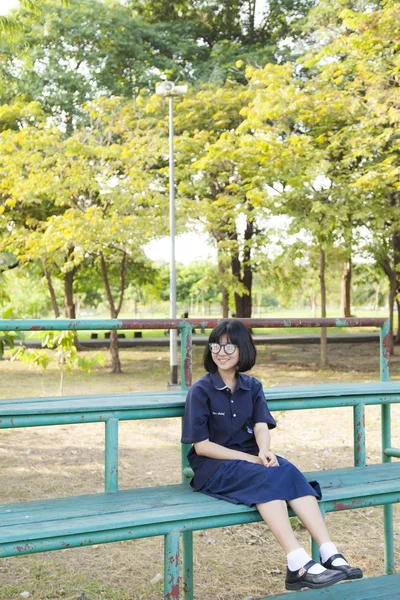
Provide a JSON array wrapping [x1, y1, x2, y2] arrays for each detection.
[[0, 0, 18, 15], [145, 233, 216, 266]]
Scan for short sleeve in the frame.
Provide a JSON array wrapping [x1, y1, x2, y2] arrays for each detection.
[[181, 383, 210, 444], [253, 382, 276, 429]]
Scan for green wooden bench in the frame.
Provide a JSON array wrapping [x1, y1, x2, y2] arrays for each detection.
[[258, 574, 400, 599], [1, 382, 400, 600]]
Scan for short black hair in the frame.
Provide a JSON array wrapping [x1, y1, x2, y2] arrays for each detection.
[[203, 319, 257, 373]]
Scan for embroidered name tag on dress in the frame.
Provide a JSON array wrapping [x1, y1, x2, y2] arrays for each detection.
[[212, 411, 225, 416]]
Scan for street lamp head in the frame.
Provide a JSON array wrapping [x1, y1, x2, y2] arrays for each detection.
[[156, 80, 188, 97]]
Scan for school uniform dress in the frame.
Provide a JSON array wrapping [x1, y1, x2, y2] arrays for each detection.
[[181, 371, 321, 507]]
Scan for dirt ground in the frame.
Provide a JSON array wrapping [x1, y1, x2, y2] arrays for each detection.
[[0, 341, 399, 600]]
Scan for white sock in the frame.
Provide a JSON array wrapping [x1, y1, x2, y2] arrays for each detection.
[[287, 548, 325, 574], [319, 542, 348, 567]]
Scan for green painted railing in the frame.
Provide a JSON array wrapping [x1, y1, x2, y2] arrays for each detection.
[[0, 316, 397, 582]]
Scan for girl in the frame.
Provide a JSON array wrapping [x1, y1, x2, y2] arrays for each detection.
[[181, 320, 363, 591]]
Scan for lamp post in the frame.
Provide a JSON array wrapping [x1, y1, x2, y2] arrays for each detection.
[[156, 80, 188, 385]]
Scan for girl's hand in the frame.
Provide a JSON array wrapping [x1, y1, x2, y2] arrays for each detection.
[[258, 450, 279, 467]]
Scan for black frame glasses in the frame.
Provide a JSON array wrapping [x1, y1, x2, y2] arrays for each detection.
[[209, 343, 237, 355]]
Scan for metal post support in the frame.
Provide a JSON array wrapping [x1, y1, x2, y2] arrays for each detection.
[[181, 419, 192, 484], [164, 529, 181, 600], [384, 448, 400, 458], [180, 323, 193, 391], [182, 530, 193, 600], [383, 503, 395, 574], [382, 402, 394, 573], [169, 96, 178, 385], [380, 319, 394, 574], [311, 503, 326, 561], [380, 319, 391, 382], [180, 322, 194, 484], [353, 404, 366, 467], [105, 418, 118, 493]]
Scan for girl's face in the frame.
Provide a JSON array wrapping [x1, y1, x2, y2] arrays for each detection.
[[211, 333, 240, 374]]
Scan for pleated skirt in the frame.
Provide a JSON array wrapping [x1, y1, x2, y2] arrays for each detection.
[[199, 455, 321, 507]]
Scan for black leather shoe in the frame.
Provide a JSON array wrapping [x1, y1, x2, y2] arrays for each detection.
[[285, 559, 346, 591], [321, 553, 363, 580]]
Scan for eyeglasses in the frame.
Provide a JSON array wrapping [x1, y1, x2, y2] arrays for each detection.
[[209, 343, 237, 355]]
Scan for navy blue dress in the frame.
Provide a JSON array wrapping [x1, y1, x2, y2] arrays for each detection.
[[181, 372, 321, 507]]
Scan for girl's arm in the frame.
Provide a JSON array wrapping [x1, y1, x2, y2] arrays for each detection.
[[194, 439, 262, 464], [254, 422, 279, 467]]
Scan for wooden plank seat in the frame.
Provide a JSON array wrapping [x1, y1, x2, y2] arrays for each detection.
[[258, 574, 400, 600], [2, 463, 400, 559], [2, 381, 400, 598], [1, 381, 400, 424]]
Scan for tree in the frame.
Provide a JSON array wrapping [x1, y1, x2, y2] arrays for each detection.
[[0, 0, 207, 127], [175, 261, 221, 314], [240, 59, 371, 364], [172, 82, 272, 318], [132, 0, 315, 50], [0, 0, 69, 37], [0, 95, 168, 371], [302, 0, 400, 348]]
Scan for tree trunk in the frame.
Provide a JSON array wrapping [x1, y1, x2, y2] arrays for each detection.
[[100, 253, 121, 373], [383, 194, 400, 350], [232, 216, 253, 318], [340, 257, 352, 318], [388, 279, 396, 353], [379, 233, 400, 353], [64, 266, 82, 349], [393, 230, 400, 345], [64, 269, 76, 319], [63, 249, 83, 347], [379, 263, 395, 354], [242, 215, 253, 317], [109, 330, 121, 374], [214, 229, 230, 318], [396, 296, 400, 344], [42, 259, 60, 318], [217, 255, 229, 318], [319, 246, 328, 367], [247, 0, 257, 44], [212, 214, 254, 319], [99, 253, 128, 374], [231, 247, 242, 316]]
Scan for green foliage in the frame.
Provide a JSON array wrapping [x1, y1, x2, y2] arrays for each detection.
[[0, 0, 206, 118], [131, 0, 315, 50], [1, 0, 317, 117], [176, 261, 221, 304], [1, 0, 399, 325], [0, 94, 168, 288], [0, 0, 69, 39], [41, 330, 104, 374], [11, 346, 50, 369], [173, 81, 273, 315], [0, 267, 57, 318]]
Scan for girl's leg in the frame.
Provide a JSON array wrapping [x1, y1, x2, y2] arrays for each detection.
[[256, 499, 301, 554], [288, 495, 362, 575], [287, 495, 331, 547], [256, 499, 336, 583]]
